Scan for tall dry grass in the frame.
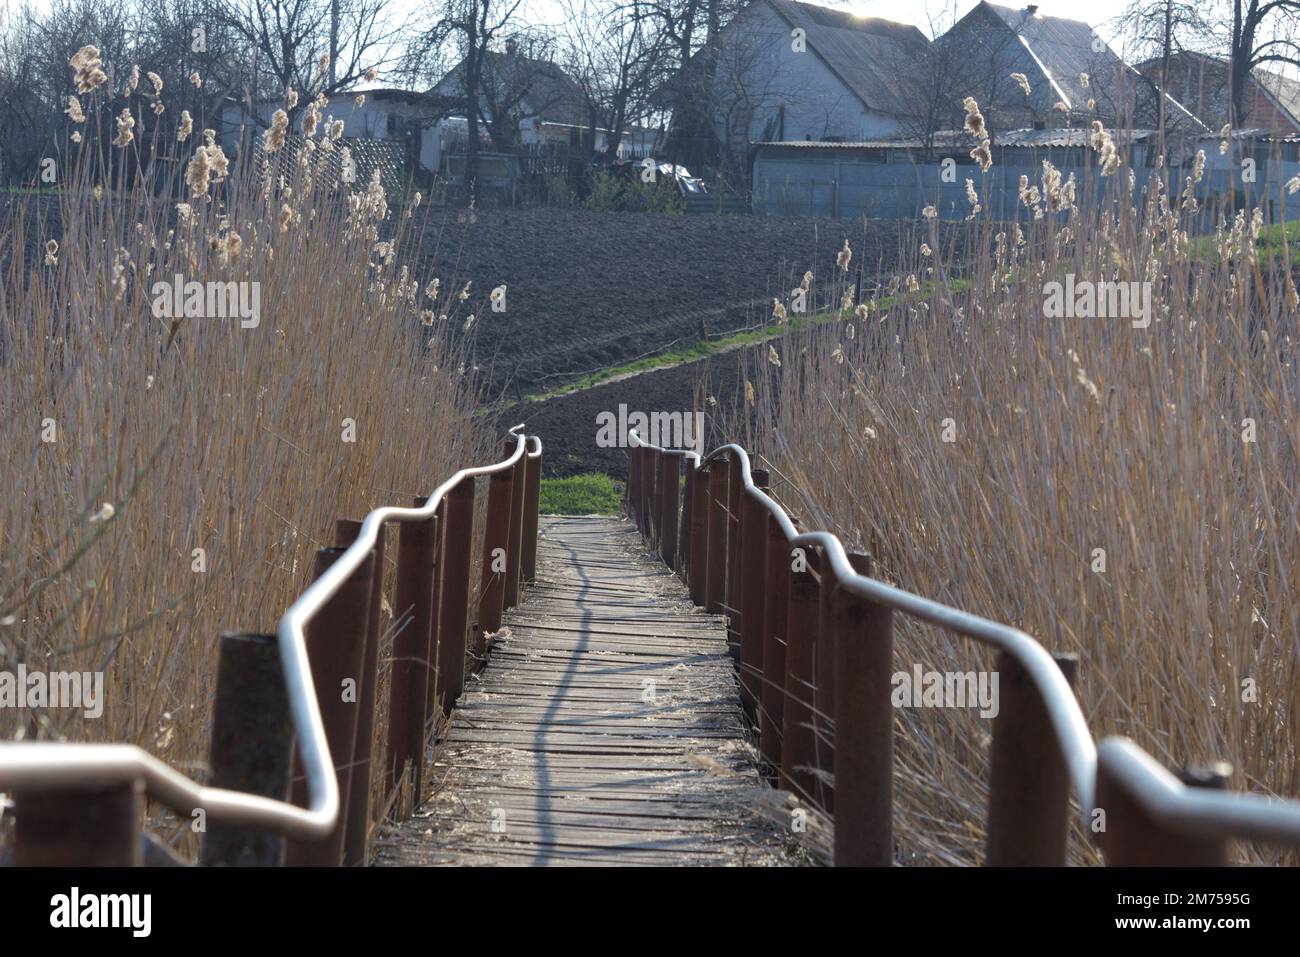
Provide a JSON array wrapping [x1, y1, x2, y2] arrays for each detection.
[[738, 134, 1300, 864], [0, 56, 495, 850]]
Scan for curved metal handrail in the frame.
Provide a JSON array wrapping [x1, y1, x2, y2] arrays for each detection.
[[630, 429, 1300, 847], [1098, 739, 1300, 843], [0, 426, 534, 840]]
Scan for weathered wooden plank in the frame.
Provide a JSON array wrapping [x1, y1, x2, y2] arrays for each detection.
[[373, 515, 817, 868]]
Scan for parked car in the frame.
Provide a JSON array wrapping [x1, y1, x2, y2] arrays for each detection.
[[595, 158, 707, 196]]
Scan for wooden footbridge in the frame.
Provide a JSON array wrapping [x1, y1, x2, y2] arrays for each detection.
[[3, 428, 1300, 867], [375, 516, 805, 866]]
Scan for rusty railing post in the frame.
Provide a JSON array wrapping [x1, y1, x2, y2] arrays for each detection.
[[626, 444, 639, 523], [705, 457, 730, 618], [386, 499, 436, 806], [725, 453, 744, 644], [641, 447, 657, 545], [678, 464, 695, 577], [833, 594, 894, 866], [658, 451, 680, 567], [985, 651, 1079, 866], [13, 781, 143, 866], [737, 469, 770, 722], [479, 451, 516, 640], [335, 519, 385, 866], [435, 478, 475, 714], [814, 551, 871, 818], [759, 513, 791, 770], [1096, 753, 1233, 866], [522, 446, 542, 584], [201, 631, 293, 866], [688, 466, 709, 604], [782, 546, 821, 804], [632, 446, 646, 538], [504, 439, 527, 609], [286, 543, 374, 866]]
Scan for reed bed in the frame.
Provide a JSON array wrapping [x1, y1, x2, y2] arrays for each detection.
[[738, 123, 1300, 865], [0, 52, 495, 852]]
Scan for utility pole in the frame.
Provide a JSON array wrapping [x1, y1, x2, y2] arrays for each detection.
[[330, 0, 339, 89]]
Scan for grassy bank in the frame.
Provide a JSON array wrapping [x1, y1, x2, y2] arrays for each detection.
[[539, 473, 624, 514]]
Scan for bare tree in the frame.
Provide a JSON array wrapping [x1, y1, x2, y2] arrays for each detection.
[[404, 0, 525, 203], [558, 0, 671, 162], [217, 0, 400, 108], [1226, 0, 1300, 125]]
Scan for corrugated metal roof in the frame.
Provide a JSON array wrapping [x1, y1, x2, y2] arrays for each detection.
[[764, 0, 931, 115], [754, 127, 1158, 150]]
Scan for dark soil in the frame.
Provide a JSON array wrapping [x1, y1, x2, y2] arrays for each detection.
[[406, 206, 927, 398], [506, 344, 756, 480]]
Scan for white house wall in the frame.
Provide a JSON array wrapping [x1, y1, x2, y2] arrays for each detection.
[[714, 1, 904, 148]]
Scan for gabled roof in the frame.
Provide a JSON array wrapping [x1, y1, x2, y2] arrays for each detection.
[[434, 51, 588, 127], [947, 3, 1204, 131], [978, 2, 1112, 112], [762, 0, 931, 114], [1247, 68, 1300, 129], [1135, 50, 1300, 131]]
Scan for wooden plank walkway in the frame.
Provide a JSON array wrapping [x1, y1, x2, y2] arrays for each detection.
[[374, 515, 814, 867]]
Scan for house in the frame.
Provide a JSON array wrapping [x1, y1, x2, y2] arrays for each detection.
[[1137, 51, 1300, 133], [311, 89, 456, 176], [935, 3, 1202, 138], [217, 88, 457, 183], [431, 42, 661, 162], [709, 0, 931, 153]]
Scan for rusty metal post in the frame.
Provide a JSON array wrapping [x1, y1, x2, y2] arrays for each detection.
[[985, 651, 1079, 866], [705, 458, 730, 618], [737, 470, 770, 722], [335, 519, 385, 866], [479, 455, 516, 639], [814, 551, 871, 818], [201, 631, 293, 867], [678, 465, 695, 577], [1096, 756, 1232, 866], [632, 446, 645, 537], [13, 781, 143, 866], [435, 478, 475, 714], [286, 544, 374, 866], [522, 447, 542, 583], [641, 447, 656, 544], [504, 439, 527, 609], [688, 466, 709, 604], [626, 445, 639, 522], [725, 453, 744, 644], [386, 499, 436, 804], [423, 498, 447, 729], [658, 452, 680, 567], [781, 547, 821, 804], [759, 514, 791, 770], [833, 595, 894, 866]]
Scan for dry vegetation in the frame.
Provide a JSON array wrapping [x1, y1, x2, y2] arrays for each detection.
[[0, 50, 495, 849], [739, 126, 1300, 864]]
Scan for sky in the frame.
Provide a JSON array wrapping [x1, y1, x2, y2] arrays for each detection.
[[16, 0, 1232, 64]]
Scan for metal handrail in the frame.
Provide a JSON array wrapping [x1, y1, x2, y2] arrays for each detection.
[[0, 425, 535, 840], [629, 430, 1300, 846]]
